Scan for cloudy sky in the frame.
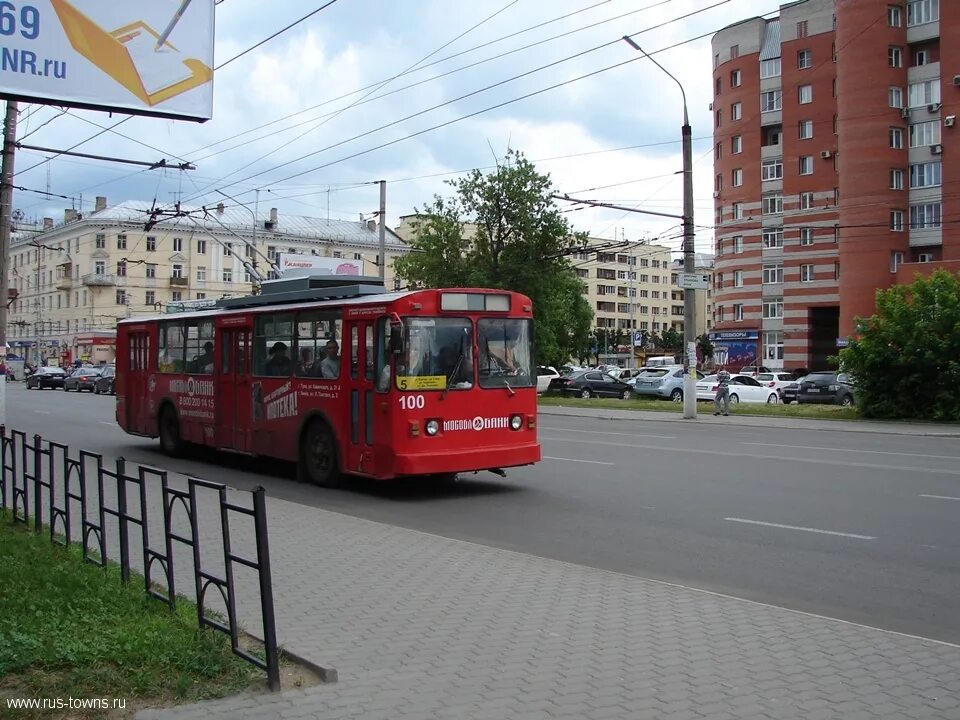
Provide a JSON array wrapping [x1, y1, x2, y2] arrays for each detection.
[[13, 0, 786, 256]]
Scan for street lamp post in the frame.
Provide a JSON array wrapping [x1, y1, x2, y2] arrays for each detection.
[[623, 36, 697, 419]]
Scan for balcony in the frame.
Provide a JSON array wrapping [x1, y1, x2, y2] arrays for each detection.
[[169, 276, 189, 287], [56, 277, 73, 291], [82, 273, 116, 287]]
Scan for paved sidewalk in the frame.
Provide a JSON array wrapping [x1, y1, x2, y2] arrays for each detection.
[[136, 489, 960, 719], [539, 404, 960, 437]]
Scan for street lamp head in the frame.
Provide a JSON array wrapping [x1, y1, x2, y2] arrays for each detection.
[[622, 35, 642, 52]]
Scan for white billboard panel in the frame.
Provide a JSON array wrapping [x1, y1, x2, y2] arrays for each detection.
[[0, 0, 214, 121], [278, 254, 363, 278]]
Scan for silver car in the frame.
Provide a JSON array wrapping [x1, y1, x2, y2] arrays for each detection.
[[632, 365, 705, 402]]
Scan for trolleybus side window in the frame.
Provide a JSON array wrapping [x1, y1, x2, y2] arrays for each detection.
[[254, 313, 295, 377], [375, 317, 390, 392], [478, 318, 534, 389], [350, 326, 359, 380], [364, 325, 375, 381], [294, 310, 341, 378], [185, 320, 214, 374], [397, 318, 472, 390], [159, 323, 185, 373]]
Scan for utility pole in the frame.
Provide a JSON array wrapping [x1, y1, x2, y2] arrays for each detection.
[[0, 100, 17, 426], [378, 180, 386, 281]]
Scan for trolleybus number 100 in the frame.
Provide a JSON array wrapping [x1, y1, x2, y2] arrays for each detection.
[[399, 395, 426, 410]]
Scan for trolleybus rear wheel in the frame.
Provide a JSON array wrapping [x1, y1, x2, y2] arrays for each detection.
[[301, 420, 341, 488], [158, 405, 185, 457]]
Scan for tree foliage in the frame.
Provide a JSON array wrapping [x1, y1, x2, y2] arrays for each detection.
[[839, 269, 960, 421], [657, 327, 683, 350], [394, 150, 593, 367]]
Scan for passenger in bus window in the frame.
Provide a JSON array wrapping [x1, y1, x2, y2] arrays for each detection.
[[297, 348, 315, 377], [265, 341, 293, 376], [196, 341, 214, 374], [320, 340, 340, 378]]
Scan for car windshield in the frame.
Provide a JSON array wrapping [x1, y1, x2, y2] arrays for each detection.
[[478, 318, 534, 389], [757, 373, 774, 381], [398, 317, 473, 391], [639, 369, 670, 378], [806, 373, 834, 382]]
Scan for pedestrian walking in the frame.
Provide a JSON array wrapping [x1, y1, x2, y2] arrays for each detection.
[[714, 366, 731, 416]]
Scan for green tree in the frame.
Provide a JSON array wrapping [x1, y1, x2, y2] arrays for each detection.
[[839, 269, 960, 421], [658, 327, 683, 350], [394, 151, 593, 367]]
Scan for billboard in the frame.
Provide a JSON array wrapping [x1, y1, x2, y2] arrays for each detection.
[[278, 254, 363, 278], [0, 0, 214, 121], [709, 331, 758, 369]]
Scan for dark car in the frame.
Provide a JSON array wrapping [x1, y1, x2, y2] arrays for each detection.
[[25, 366, 67, 390], [797, 371, 856, 406], [553, 370, 633, 399], [780, 382, 799, 404], [63, 367, 102, 392], [93, 365, 116, 395]]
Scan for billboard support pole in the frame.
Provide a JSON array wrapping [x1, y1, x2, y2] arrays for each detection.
[[378, 180, 386, 281], [0, 100, 18, 426]]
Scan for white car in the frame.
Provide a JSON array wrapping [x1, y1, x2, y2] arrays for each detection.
[[536, 366, 560, 394], [756, 372, 796, 400], [695, 374, 780, 404]]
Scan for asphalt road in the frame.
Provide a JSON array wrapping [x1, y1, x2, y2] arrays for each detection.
[[7, 384, 960, 644]]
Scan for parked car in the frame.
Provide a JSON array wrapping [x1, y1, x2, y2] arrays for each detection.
[[63, 366, 102, 392], [93, 365, 116, 395], [536, 365, 560, 394], [633, 366, 706, 402], [25, 366, 67, 390], [738, 365, 771, 377], [554, 370, 633, 399], [780, 382, 800, 404], [756, 372, 797, 401], [796, 371, 856, 406], [606, 367, 641, 382], [695, 373, 780, 404]]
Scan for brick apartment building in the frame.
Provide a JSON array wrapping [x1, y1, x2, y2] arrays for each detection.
[[710, 0, 955, 371]]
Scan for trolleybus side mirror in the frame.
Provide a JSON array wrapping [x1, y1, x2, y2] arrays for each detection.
[[390, 323, 403, 354]]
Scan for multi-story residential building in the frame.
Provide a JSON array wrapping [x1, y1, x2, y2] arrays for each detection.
[[711, 0, 956, 371], [672, 253, 716, 339], [8, 198, 409, 365]]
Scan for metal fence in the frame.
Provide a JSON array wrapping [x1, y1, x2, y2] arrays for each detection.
[[0, 426, 281, 691]]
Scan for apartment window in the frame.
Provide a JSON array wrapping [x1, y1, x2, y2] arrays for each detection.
[[909, 120, 940, 146], [762, 299, 783, 319], [762, 194, 783, 215], [762, 159, 783, 181], [729, 304, 742, 322], [716, 109, 722, 128], [733, 270, 744, 288], [907, 0, 939, 26], [222, 268, 233, 282], [800, 192, 815, 210], [731, 102, 742, 120], [889, 127, 904, 149], [890, 209, 905, 231], [834, 262, 841, 281], [715, 142, 723, 160], [798, 85, 812, 104], [731, 135, 742, 154], [730, 44, 739, 59], [732, 168, 743, 186], [797, 50, 812, 69], [94, 261, 105, 274], [888, 4, 902, 26], [733, 236, 744, 254], [799, 156, 814, 175], [173, 237, 183, 252], [116, 260, 127, 277], [197, 239, 207, 254], [116, 290, 126, 306], [732, 202, 744, 220], [917, 252, 934, 263], [914, 50, 929, 66], [908, 80, 940, 108], [890, 251, 904, 272], [116, 234, 127, 250], [171, 263, 183, 279], [715, 77, 722, 96], [799, 120, 813, 139], [730, 69, 742, 87], [196, 266, 206, 281], [715, 174, 723, 193], [910, 202, 942, 229], [888, 46, 902, 68], [146, 235, 157, 251], [146, 263, 156, 279], [797, 20, 808, 37], [800, 264, 815, 282], [145, 290, 156, 305], [760, 58, 781, 79], [196, 293, 206, 300], [761, 90, 782, 112], [800, 227, 814, 246], [762, 264, 783, 284], [171, 291, 182, 302], [225, 243, 233, 257], [95, 233, 105, 249], [890, 168, 904, 189], [910, 161, 942, 187], [888, 87, 903, 108], [762, 228, 784, 248], [763, 331, 784, 362]]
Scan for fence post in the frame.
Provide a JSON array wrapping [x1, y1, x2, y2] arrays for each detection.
[[0, 424, 6, 511], [32, 433, 42, 533], [116, 457, 130, 584], [252, 487, 280, 692]]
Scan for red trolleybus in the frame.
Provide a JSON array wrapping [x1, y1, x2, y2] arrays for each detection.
[[115, 277, 540, 485]]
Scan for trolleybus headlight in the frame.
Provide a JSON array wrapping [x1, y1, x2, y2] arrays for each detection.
[[425, 419, 440, 436], [509, 414, 523, 431]]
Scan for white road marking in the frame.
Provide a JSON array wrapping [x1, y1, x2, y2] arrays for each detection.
[[34, 410, 50, 414], [919, 494, 960, 502], [724, 517, 876, 540], [542, 456, 615, 466], [542, 427, 676, 440], [742, 441, 960, 461], [99, 421, 115, 426]]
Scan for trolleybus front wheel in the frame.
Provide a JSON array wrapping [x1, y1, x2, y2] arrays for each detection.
[[158, 405, 185, 458], [300, 420, 342, 488]]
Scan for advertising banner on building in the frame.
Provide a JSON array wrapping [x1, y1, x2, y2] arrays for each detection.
[[277, 254, 363, 278], [709, 331, 759, 369], [0, 0, 214, 121]]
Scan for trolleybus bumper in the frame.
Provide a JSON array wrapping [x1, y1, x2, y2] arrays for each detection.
[[393, 443, 541, 477]]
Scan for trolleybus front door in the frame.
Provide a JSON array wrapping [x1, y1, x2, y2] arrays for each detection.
[[216, 325, 252, 452], [346, 321, 376, 475]]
